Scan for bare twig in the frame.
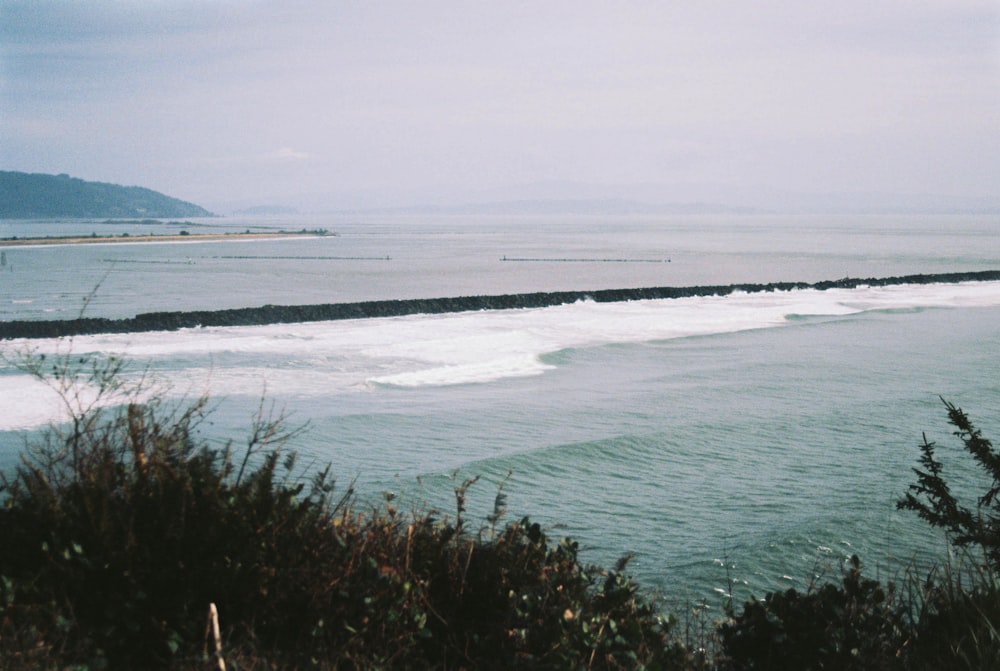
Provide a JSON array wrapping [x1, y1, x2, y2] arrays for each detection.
[[204, 603, 226, 671]]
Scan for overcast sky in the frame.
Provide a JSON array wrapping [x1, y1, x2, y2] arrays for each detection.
[[2, 1, 999, 210]]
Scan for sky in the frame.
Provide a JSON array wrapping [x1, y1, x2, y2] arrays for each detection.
[[2, 1, 999, 211]]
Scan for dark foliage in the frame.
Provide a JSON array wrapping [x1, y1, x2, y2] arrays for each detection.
[[6, 346, 1000, 670], [0, 350, 688, 669], [893, 399, 1000, 668], [898, 399, 1000, 568], [903, 561, 1000, 671], [720, 555, 908, 670]]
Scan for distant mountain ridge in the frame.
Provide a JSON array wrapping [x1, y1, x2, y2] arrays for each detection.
[[0, 171, 214, 219]]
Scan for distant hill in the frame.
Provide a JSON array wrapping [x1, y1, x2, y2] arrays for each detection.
[[0, 171, 215, 219]]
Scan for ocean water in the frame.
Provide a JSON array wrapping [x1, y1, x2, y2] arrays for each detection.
[[1, 213, 999, 607]]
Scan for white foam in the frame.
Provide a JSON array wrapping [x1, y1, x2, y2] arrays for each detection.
[[4, 281, 1000, 429], [0, 373, 142, 432], [369, 354, 555, 387], [0, 374, 69, 431]]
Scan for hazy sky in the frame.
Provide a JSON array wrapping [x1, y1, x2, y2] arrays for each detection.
[[2, 1, 999, 209]]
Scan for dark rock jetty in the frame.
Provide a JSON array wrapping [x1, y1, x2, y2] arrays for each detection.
[[3, 270, 999, 340]]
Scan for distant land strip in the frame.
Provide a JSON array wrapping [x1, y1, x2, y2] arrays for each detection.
[[0, 230, 331, 247], [2, 270, 999, 340]]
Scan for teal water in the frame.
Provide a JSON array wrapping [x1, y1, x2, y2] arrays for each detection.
[[269, 303, 1000, 606], [1, 213, 999, 608]]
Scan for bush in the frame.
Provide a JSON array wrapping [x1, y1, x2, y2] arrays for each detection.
[[8, 346, 999, 669], [0, 348, 688, 669], [719, 399, 1000, 671], [903, 558, 1000, 671], [719, 555, 908, 670], [0, 349, 341, 668], [897, 399, 1000, 568], [894, 399, 1000, 669]]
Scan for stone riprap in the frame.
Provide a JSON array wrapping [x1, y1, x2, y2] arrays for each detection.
[[2, 270, 999, 340]]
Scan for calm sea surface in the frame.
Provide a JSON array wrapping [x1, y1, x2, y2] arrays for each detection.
[[2, 213, 999, 607]]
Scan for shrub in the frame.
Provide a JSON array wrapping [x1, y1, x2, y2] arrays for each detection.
[[897, 399, 1000, 569], [0, 349, 338, 668], [0, 347, 688, 669], [902, 558, 1000, 671], [895, 399, 1000, 669], [719, 555, 908, 670]]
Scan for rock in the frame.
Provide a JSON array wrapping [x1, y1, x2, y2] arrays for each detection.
[[3, 271, 999, 340]]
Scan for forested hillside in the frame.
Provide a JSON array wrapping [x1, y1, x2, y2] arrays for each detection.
[[0, 171, 214, 218]]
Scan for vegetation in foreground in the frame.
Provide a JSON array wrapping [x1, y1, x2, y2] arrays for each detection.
[[1, 348, 999, 669]]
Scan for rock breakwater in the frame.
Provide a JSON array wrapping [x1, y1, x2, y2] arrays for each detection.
[[3, 271, 999, 340]]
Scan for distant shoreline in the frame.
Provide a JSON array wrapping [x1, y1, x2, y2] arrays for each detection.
[[0, 230, 331, 247]]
